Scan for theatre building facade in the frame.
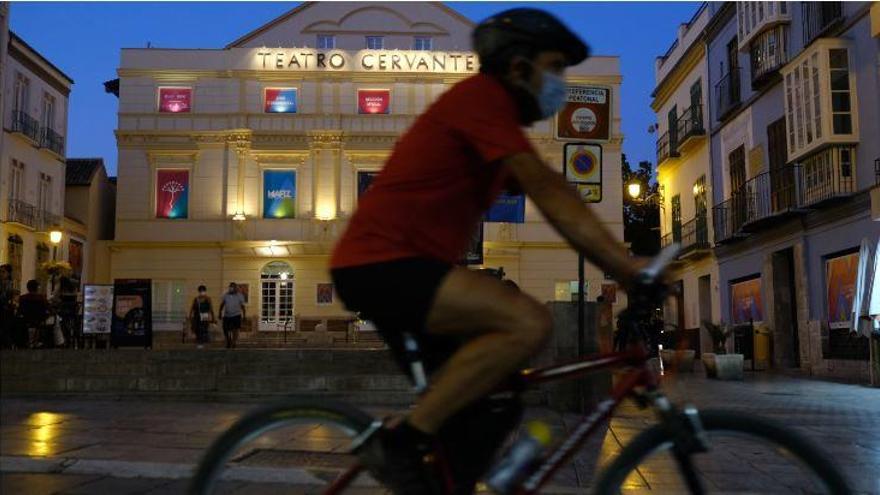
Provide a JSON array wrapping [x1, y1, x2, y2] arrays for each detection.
[[107, 2, 627, 338]]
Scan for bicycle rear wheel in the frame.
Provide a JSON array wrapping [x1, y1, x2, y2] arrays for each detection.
[[189, 398, 377, 495], [592, 409, 851, 494]]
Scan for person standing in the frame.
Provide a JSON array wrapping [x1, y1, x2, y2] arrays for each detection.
[[219, 282, 246, 349], [0, 264, 17, 348], [18, 280, 49, 348], [189, 285, 215, 349]]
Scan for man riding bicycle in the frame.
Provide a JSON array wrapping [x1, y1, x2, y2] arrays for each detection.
[[331, 8, 643, 494]]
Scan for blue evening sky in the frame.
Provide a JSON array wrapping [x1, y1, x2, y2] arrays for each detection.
[[8, 1, 700, 176]]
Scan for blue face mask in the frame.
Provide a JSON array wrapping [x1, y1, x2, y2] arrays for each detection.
[[535, 69, 567, 119]]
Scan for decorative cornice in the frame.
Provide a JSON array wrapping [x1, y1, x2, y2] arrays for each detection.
[[146, 150, 199, 167], [308, 130, 345, 149], [253, 152, 309, 166], [344, 152, 390, 164]]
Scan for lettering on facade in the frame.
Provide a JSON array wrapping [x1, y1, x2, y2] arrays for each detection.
[[267, 189, 293, 199], [254, 49, 478, 73]]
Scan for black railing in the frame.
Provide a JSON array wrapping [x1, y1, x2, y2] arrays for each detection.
[[676, 104, 705, 145], [656, 130, 679, 165], [41, 127, 64, 156], [36, 209, 61, 233], [802, 1, 843, 45], [712, 199, 738, 243], [680, 215, 710, 254], [739, 164, 805, 227], [10, 110, 40, 142], [715, 67, 742, 121], [750, 27, 788, 88], [7, 199, 37, 229], [800, 146, 856, 206]]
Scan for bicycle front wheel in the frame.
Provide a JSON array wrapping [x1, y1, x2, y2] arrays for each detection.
[[593, 409, 851, 494], [189, 398, 377, 495]]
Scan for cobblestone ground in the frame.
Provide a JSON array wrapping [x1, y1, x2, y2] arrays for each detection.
[[1, 372, 879, 494]]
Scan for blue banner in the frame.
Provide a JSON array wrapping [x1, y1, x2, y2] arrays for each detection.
[[263, 170, 297, 218], [486, 193, 525, 223], [265, 88, 297, 113]]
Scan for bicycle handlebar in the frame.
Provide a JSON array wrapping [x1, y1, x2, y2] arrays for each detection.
[[638, 243, 681, 285]]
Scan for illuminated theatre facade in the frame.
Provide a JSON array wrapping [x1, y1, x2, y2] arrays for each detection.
[[109, 2, 627, 335]]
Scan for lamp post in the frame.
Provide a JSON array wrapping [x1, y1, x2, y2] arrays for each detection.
[[49, 229, 62, 293]]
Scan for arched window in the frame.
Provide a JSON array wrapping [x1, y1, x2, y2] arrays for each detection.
[[7, 235, 23, 291], [260, 261, 294, 331]]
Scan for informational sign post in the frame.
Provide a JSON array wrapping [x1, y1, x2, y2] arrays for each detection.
[[556, 86, 611, 142], [563, 143, 603, 203], [82, 285, 113, 335], [111, 279, 152, 348]]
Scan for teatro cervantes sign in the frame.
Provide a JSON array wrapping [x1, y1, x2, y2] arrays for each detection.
[[251, 49, 478, 73]]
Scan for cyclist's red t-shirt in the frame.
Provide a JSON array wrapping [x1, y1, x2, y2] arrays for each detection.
[[331, 73, 535, 268]]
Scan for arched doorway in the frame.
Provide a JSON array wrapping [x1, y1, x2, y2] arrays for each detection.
[[260, 261, 294, 331]]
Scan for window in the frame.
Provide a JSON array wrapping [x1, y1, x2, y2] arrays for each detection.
[[156, 170, 189, 219], [263, 170, 296, 219], [671, 194, 682, 243], [736, 2, 791, 49], [802, 1, 842, 45], [260, 261, 295, 331], [413, 37, 432, 50], [316, 34, 335, 49], [729, 145, 747, 230], [7, 235, 23, 292], [693, 176, 708, 245], [767, 117, 793, 211], [554, 281, 587, 302], [38, 173, 51, 213], [9, 160, 24, 201], [152, 280, 186, 329], [41, 93, 56, 131], [13, 73, 29, 113], [782, 41, 857, 162], [365, 36, 384, 50], [667, 105, 678, 150]]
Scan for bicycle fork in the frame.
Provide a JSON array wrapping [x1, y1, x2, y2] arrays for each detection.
[[653, 395, 710, 494]]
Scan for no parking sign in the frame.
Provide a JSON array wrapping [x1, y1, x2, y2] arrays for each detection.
[[563, 143, 603, 203]]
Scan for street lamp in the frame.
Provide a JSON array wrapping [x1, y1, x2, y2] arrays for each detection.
[[627, 181, 642, 200], [49, 229, 62, 260]]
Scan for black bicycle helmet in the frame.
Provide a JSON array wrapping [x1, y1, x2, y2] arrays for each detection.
[[472, 8, 590, 68]]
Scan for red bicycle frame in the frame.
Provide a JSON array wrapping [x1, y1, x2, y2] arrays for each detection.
[[324, 345, 657, 495]]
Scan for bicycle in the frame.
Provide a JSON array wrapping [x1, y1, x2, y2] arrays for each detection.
[[190, 245, 852, 494]]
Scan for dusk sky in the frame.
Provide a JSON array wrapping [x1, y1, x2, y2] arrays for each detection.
[[8, 1, 700, 176]]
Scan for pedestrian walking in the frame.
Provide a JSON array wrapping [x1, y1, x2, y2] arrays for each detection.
[[18, 280, 49, 349], [219, 283, 246, 349], [189, 285, 215, 349], [53, 277, 78, 348]]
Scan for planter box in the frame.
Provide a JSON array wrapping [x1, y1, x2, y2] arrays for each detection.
[[714, 354, 744, 380], [660, 349, 696, 372], [702, 353, 717, 378]]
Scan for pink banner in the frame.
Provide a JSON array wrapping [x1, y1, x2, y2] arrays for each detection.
[[159, 87, 191, 113]]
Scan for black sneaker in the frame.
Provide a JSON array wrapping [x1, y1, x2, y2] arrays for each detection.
[[356, 423, 444, 495]]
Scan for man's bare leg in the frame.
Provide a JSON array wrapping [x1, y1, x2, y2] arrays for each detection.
[[407, 267, 552, 434]]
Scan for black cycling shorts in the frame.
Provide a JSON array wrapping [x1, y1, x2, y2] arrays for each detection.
[[331, 257, 459, 374]]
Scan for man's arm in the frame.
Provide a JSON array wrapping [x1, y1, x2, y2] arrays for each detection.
[[504, 152, 639, 287], [218, 299, 225, 319]]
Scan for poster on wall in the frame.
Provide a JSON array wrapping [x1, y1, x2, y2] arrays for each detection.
[[486, 193, 525, 223], [563, 143, 603, 203], [358, 89, 391, 114], [555, 86, 611, 141], [264, 88, 298, 113], [826, 251, 859, 329], [263, 170, 297, 218], [730, 277, 764, 324], [156, 170, 189, 219], [357, 171, 379, 200], [316, 283, 334, 305], [82, 284, 113, 335], [111, 279, 152, 348], [158, 87, 192, 113]]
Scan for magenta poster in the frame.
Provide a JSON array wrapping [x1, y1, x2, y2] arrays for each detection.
[[158, 87, 191, 113], [156, 170, 189, 219]]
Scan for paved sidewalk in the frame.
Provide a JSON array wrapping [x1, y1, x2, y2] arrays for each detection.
[[2, 372, 879, 494]]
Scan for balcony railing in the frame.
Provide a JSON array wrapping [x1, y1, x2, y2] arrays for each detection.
[[712, 147, 856, 243], [10, 110, 40, 142], [36, 209, 61, 233], [7, 199, 37, 229], [656, 130, 679, 165], [41, 127, 64, 156], [750, 27, 788, 88], [715, 67, 742, 121], [675, 104, 705, 146], [802, 1, 843, 45], [680, 215, 710, 254]]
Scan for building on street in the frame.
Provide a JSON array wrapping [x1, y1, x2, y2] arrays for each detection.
[[0, 3, 73, 294], [104, 2, 628, 342], [64, 158, 116, 287]]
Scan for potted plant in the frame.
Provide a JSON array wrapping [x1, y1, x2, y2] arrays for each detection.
[[659, 323, 696, 372], [701, 320, 744, 380]]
